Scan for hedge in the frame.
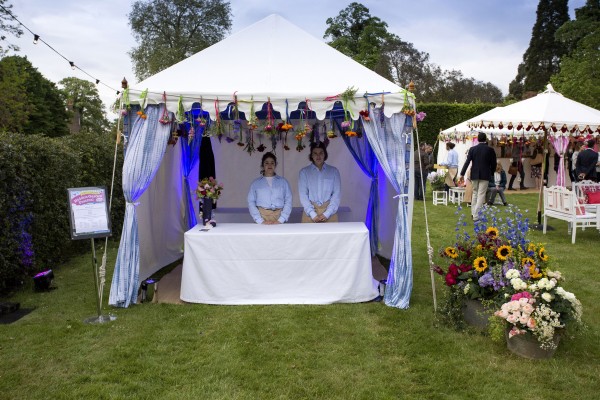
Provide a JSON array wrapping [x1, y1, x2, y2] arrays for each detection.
[[0, 132, 123, 294], [414, 102, 498, 148]]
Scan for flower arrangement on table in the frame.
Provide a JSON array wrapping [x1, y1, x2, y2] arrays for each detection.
[[427, 171, 446, 191], [195, 177, 223, 201], [434, 205, 583, 352], [196, 177, 223, 227]]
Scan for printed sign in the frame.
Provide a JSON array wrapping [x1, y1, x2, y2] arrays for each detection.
[[67, 187, 111, 239]]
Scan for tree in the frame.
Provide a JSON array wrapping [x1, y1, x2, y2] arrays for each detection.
[[325, 3, 502, 103], [324, 2, 394, 79], [0, 56, 69, 136], [58, 77, 110, 134], [0, 0, 23, 56], [509, 0, 570, 99], [551, 1, 600, 109], [128, 0, 232, 81]]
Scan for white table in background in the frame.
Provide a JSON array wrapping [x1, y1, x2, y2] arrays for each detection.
[[180, 222, 379, 305]]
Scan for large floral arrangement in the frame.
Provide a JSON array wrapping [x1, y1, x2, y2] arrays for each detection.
[[427, 171, 446, 191], [195, 177, 223, 200], [434, 205, 535, 300], [494, 259, 582, 349], [435, 205, 583, 349]]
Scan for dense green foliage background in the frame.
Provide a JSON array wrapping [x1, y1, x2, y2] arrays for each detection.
[[0, 132, 123, 294]]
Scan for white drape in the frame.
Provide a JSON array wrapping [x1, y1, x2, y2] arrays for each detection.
[[550, 135, 569, 187], [362, 107, 413, 309], [109, 105, 171, 307]]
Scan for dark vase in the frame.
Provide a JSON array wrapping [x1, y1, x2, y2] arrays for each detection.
[[202, 197, 214, 225], [462, 298, 493, 330], [505, 329, 560, 359]]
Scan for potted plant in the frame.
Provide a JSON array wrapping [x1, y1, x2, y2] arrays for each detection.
[[427, 171, 446, 192], [433, 205, 531, 329], [492, 256, 583, 359]]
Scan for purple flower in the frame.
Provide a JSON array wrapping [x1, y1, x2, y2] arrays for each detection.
[[478, 272, 495, 288], [416, 111, 427, 122]]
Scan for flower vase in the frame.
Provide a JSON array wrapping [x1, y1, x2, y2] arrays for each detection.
[[462, 298, 492, 330], [505, 330, 560, 360], [202, 197, 213, 225]]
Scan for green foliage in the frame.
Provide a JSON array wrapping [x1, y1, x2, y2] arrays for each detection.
[[128, 0, 232, 81], [0, 56, 69, 136], [551, 0, 600, 109], [0, 132, 123, 294], [325, 3, 502, 103], [58, 77, 110, 134], [509, 0, 570, 99], [0, 0, 23, 55], [415, 102, 497, 146]]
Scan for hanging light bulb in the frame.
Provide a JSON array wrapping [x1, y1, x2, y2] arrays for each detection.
[[33, 34, 39, 44], [69, 61, 75, 70]]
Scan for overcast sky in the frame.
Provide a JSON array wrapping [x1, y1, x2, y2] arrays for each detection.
[[8, 0, 585, 115]]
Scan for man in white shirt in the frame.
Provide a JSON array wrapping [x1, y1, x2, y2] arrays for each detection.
[[298, 142, 341, 222]]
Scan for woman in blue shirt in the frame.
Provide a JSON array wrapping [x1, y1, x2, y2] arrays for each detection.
[[440, 142, 459, 191], [247, 152, 293, 224], [298, 142, 341, 222]]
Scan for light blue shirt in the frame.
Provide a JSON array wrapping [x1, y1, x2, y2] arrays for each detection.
[[442, 149, 459, 168], [298, 163, 341, 219], [247, 175, 292, 224]]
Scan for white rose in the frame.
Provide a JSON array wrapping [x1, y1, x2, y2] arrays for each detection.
[[511, 278, 526, 291], [463, 283, 470, 295], [506, 269, 520, 279], [541, 292, 553, 302], [528, 284, 538, 292], [538, 278, 550, 290], [522, 303, 534, 314], [507, 314, 519, 324]]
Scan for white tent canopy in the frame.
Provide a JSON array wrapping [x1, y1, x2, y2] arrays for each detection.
[[126, 14, 411, 120], [466, 85, 600, 134]]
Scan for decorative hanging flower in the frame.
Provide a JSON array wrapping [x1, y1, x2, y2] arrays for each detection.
[[345, 130, 358, 137], [359, 109, 370, 121], [327, 130, 337, 138]]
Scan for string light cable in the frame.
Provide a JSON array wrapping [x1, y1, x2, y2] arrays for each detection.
[[0, 3, 119, 94]]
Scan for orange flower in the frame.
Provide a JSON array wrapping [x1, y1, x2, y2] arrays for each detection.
[[345, 131, 357, 137]]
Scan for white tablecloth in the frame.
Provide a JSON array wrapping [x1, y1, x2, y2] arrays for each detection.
[[181, 222, 379, 304]]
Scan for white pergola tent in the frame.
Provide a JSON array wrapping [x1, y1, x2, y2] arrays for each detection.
[[109, 14, 419, 309]]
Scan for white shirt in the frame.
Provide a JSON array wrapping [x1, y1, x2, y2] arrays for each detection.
[[247, 175, 292, 224], [298, 163, 341, 219]]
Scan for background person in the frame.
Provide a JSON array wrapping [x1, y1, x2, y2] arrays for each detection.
[[507, 142, 526, 190], [487, 162, 508, 206], [248, 152, 292, 224], [413, 142, 432, 201], [439, 142, 458, 192], [530, 144, 544, 189], [576, 139, 599, 182], [458, 132, 497, 221], [299, 142, 341, 222]]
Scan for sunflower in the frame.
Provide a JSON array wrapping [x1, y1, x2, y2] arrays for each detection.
[[473, 256, 488, 272], [444, 247, 458, 259], [527, 243, 537, 253], [485, 227, 499, 238], [538, 247, 548, 261], [529, 265, 542, 279], [496, 245, 512, 261], [521, 257, 536, 268]]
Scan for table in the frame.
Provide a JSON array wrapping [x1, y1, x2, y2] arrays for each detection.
[[449, 187, 465, 204], [181, 222, 379, 304]]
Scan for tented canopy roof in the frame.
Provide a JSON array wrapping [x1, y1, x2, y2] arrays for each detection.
[[466, 85, 600, 134], [125, 14, 413, 120]]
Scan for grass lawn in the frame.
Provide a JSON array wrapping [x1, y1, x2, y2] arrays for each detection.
[[1, 193, 599, 399]]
